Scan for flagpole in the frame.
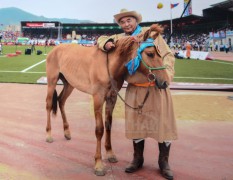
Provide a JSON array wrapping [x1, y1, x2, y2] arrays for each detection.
[[170, 0, 173, 47]]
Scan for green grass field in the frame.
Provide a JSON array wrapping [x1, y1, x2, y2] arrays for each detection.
[[0, 45, 233, 84]]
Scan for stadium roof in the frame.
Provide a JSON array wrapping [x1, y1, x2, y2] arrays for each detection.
[[143, 14, 204, 27], [202, 0, 233, 24], [211, 0, 233, 11]]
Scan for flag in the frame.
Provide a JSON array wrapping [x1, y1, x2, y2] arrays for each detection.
[[171, 3, 179, 8]]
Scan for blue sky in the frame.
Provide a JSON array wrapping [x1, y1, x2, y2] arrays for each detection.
[[0, 0, 224, 23]]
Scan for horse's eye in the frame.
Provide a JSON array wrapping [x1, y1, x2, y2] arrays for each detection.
[[147, 53, 154, 58]]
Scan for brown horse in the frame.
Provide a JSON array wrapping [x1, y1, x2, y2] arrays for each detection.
[[45, 24, 169, 176]]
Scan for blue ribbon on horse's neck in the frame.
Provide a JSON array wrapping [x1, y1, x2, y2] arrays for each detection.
[[125, 25, 154, 75]]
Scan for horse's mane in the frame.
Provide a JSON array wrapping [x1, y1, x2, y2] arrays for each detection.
[[115, 36, 137, 57]]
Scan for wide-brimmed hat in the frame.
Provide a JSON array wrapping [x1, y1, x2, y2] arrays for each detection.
[[114, 9, 142, 24]]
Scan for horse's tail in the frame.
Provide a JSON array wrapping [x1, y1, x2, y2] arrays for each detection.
[[51, 73, 65, 115], [52, 89, 58, 115]]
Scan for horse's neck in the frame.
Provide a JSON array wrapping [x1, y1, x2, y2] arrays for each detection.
[[108, 53, 128, 79]]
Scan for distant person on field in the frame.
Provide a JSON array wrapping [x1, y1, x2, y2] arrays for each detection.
[[186, 41, 191, 59], [0, 32, 2, 42], [209, 42, 213, 51], [0, 43, 2, 54], [214, 42, 218, 51], [176, 48, 185, 59], [31, 41, 36, 53], [45, 39, 48, 47], [225, 43, 229, 53], [44, 39, 48, 54]]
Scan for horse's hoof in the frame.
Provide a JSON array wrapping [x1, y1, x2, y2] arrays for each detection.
[[46, 137, 54, 143], [64, 134, 71, 140], [95, 170, 105, 176], [108, 156, 118, 163]]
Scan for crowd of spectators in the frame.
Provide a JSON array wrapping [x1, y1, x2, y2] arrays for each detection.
[[163, 31, 210, 51], [0, 27, 232, 54], [0, 30, 20, 42]]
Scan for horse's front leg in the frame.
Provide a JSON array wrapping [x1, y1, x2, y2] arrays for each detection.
[[105, 90, 118, 163], [93, 93, 105, 176]]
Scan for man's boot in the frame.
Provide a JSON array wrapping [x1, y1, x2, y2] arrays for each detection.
[[158, 142, 174, 180], [125, 140, 144, 173]]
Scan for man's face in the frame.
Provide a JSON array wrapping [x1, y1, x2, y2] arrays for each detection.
[[119, 16, 137, 35]]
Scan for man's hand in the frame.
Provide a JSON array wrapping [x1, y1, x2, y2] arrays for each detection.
[[104, 41, 115, 51]]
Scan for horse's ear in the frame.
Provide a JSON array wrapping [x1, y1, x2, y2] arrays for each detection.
[[143, 29, 150, 41], [151, 24, 164, 33], [144, 24, 164, 40]]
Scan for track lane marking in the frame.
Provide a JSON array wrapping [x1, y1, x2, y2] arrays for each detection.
[[21, 59, 46, 72]]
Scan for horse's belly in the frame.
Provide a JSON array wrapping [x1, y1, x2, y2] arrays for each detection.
[[63, 71, 92, 94], [60, 61, 92, 94]]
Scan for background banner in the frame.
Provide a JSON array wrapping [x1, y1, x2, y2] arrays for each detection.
[[184, 0, 192, 17]]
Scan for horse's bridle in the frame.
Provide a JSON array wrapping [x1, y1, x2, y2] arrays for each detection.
[[106, 40, 167, 113], [141, 57, 166, 82]]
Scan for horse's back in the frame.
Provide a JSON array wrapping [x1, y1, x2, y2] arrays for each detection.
[[46, 44, 109, 94], [47, 44, 99, 63]]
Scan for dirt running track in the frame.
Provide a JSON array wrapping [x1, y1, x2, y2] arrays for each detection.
[[0, 83, 232, 180]]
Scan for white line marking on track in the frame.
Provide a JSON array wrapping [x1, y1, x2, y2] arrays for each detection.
[[211, 60, 233, 66], [0, 70, 232, 81], [174, 77, 233, 80], [0, 71, 45, 73], [21, 59, 46, 72]]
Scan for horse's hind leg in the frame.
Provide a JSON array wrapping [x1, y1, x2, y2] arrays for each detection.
[[105, 90, 118, 163], [58, 74, 74, 140], [46, 75, 59, 143]]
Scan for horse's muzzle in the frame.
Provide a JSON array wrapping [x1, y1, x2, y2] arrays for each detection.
[[155, 79, 168, 89]]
